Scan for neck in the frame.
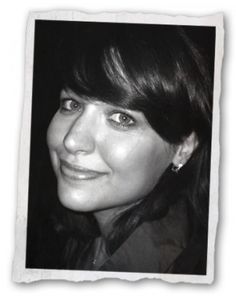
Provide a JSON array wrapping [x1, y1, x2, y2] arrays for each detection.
[[93, 201, 141, 238]]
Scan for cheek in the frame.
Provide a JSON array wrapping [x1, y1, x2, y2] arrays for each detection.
[[102, 132, 173, 183], [47, 112, 73, 151], [47, 113, 65, 170], [100, 133, 141, 170], [47, 115, 55, 147]]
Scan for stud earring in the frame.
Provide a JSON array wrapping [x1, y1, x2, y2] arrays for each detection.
[[171, 163, 183, 173]]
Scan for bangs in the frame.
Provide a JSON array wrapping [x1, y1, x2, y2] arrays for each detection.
[[69, 44, 137, 108], [58, 23, 211, 143], [59, 24, 184, 111], [61, 38, 145, 110]]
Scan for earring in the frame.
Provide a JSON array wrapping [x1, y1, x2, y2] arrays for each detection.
[[171, 163, 183, 173]]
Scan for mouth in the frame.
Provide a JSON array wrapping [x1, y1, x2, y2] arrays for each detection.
[[60, 159, 108, 181]]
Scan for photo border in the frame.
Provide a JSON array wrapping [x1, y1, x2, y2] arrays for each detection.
[[12, 10, 224, 284]]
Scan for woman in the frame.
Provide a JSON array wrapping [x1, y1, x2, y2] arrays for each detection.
[[36, 22, 214, 274]]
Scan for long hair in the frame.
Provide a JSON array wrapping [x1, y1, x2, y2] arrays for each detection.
[[49, 22, 214, 272]]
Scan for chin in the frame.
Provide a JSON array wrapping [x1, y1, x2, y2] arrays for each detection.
[[57, 186, 97, 212]]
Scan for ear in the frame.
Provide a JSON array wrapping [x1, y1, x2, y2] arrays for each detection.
[[172, 132, 198, 167]]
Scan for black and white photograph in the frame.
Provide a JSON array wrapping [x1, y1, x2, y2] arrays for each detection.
[[12, 11, 222, 283]]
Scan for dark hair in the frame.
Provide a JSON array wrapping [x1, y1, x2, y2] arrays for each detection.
[[51, 22, 214, 273]]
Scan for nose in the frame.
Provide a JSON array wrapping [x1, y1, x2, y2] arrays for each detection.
[[63, 111, 96, 155]]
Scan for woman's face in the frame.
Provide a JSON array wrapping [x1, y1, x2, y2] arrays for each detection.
[[47, 88, 175, 212]]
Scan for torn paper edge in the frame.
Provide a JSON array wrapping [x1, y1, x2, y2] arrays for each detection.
[[12, 10, 224, 284]]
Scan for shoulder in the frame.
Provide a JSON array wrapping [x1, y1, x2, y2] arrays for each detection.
[[101, 198, 191, 273]]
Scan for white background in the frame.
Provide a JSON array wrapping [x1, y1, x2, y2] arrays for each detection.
[[0, 0, 234, 295]]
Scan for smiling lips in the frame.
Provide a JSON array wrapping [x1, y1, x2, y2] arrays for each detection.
[[60, 159, 108, 181]]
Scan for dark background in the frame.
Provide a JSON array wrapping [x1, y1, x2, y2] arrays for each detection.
[[26, 20, 216, 269]]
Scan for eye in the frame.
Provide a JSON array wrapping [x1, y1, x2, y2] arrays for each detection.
[[60, 98, 82, 114], [108, 112, 135, 128]]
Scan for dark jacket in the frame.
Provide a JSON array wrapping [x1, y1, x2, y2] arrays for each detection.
[[80, 198, 207, 274], [30, 195, 207, 274]]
